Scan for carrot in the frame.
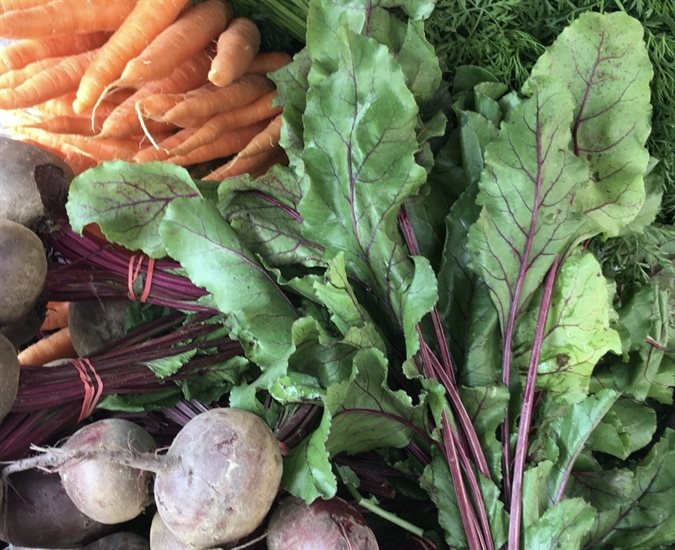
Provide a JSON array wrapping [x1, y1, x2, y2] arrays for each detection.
[[132, 128, 198, 163], [40, 302, 70, 332], [34, 89, 134, 117], [203, 145, 283, 181], [0, 32, 109, 72], [73, 0, 190, 114], [163, 74, 274, 126], [98, 49, 212, 139], [136, 93, 190, 121], [18, 326, 75, 365], [21, 115, 106, 136], [117, 0, 233, 87], [0, 0, 53, 12], [0, 57, 64, 89], [245, 52, 292, 76], [166, 120, 268, 165], [208, 17, 260, 88], [15, 127, 145, 162], [172, 91, 281, 155], [0, 49, 100, 109], [236, 114, 282, 159], [0, 0, 137, 38]]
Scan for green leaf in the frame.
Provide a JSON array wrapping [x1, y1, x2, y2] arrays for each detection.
[[524, 12, 653, 237], [587, 398, 657, 459], [325, 348, 427, 456], [177, 356, 248, 403], [543, 389, 619, 505], [300, 21, 431, 358], [523, 498, 595, 549], [97, 387, 182, 412], [282, 407, 337, 503], [159, 198, 298, 388], [420, 448, 467, 548], [459, 385, 508, 481], [143, 348, 197, 379], [514, 251, 622, 393], [522, 461, 554, 528], [580, 429, 675, 549], [66, 161, 200, 257], [467, 82, 588, 336], [397, 20, 442, 101]]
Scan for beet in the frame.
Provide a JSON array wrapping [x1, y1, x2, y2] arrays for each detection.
[[154, 408, 283, 548], [0, 332, 19, 423], [267, 496, 379, 550], [0, 469, 112, 548], [59, 419, 157, 524]]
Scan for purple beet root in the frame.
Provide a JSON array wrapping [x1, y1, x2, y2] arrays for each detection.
[[266, 496, 379, 550]]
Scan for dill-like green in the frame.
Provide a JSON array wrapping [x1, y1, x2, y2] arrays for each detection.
[[426, 0, 675, 225]]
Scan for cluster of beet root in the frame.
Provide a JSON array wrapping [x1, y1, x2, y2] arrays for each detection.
[[0, 138, 379, 549]]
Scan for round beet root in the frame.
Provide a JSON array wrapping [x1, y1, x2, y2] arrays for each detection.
[[154, 408, 283, 548], [0, 219, 47, 326], [267, 496, 379, 550], [59, 418, 157, 524], [150, 512, 197, 550], [0, 469, 112, 548], [0, 137, 73, 230], [0, 332, 19, 423]]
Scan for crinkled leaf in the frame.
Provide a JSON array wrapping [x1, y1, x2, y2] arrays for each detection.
[[282, 407, 337, 503], [467, 82, 587, 335], [300, 22, 431, 358], [67, 161, 200, 257], [325, 348, 427, 456], [269, 373, 326, 404], [587, 398, 657, 459], [269, 49, 311, 166], [594, 283, 670, 402], [159, 198, 298, 387], [579, 429, 675, 549], [514, 251, 622, 393], [524, 12, 653, 237], [543, 389, 618, 505], [177, 357, 249, 403], [397, 19, 442, 101], [523, 498, 594, 549]]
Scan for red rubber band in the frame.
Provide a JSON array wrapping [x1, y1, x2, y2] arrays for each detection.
[[72, 358, 103, 422], [127, 255, 156, 303]]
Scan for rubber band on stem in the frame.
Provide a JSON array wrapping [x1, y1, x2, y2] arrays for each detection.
[[72, 358, 103, 422], [127, 255, 156, 303]]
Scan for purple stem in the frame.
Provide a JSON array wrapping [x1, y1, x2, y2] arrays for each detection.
[[507, 255, 560, 550]]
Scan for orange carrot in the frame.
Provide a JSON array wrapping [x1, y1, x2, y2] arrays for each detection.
[[132, 128, 198, 163], [0, 32, 109, 72], [166, 120, 268, 165], [15, 127, 144, 162], [245, 52, 292, 76], [236, 114, 282, 159], [0, 0, 137, 38], [118, 0, 233, 87], [208, 17, 260, 88], [0, 49, 100, 109], [33, 89, 134, 117], [0, 57, 64, 89], [172, 91, 280, 155], [163, 74, 274, 126], [98, 49, 212, 139], [136, 93, 189, 121], [40, 301, 70, 332], [22, 114, 106, 136], [203, 145, 282, 181], [0, 0, 54, 13], [73, 0, 190, 114], [18, 326, 75, 365]]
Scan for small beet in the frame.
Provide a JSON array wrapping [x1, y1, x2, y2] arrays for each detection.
[[267, 496, 379, 550], [0, 332, 19, 423], [59, 418, 157, 524]]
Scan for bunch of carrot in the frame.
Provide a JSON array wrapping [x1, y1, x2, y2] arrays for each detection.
[[0, 0, 290, 179]]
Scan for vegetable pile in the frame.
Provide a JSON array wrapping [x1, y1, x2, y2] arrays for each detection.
[[0, 0, 289, 178], [0, 0, 673, 549]]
